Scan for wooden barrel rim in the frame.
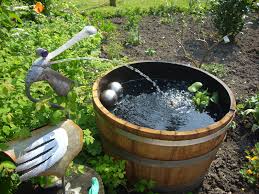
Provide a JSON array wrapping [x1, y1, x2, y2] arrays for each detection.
[[92, 61, 236, 140]]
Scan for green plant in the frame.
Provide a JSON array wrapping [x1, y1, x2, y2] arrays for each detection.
[[133, 179, 157, 194], [201, 63, 227, 78], [103, 32, 123, 59], [65, 161, 85, 176], [160, 13, 175, 24], [31, 175, 59, 188], [192, 90, 211, 110], [0, 0, 22, 41], [91, 14, 116, 38], [0, 4, 118, 192], [125, 12, 141, 30], [0, 154, 20, 194], [188, 82, 219, 110], [83, 127, 102, 156], [145, 48, 156, 56], [188, 0, 205, 14], [238, 94, 259, 132], [89, 155, 126, 194], [125, 12, 141, 46], [240, 142, 259, 187], [126, 28, 141, 46], [0, 9, 114, 146], [211, 0, 253, 39]]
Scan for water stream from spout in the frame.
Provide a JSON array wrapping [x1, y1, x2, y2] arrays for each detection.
[[125, 65, 163, 94], [48, 57, 166, 98]]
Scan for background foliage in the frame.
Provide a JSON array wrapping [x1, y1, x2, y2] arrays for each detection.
[[211, 0, 254, 39]]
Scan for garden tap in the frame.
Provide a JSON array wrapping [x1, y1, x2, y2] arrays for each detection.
[[25, 26, 97, 107]]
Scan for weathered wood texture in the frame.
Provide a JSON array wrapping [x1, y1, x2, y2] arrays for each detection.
[[92, 61, 236, 192]]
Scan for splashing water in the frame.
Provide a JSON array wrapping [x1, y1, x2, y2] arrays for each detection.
[[110, 80, 220, 131]]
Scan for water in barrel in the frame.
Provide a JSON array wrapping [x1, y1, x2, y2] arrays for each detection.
[[108, 78, 222, 131]]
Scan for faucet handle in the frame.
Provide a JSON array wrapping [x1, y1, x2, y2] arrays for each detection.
[[46, 25, 97, 60]]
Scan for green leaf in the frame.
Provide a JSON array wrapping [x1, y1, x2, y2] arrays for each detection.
[[0, 161, 16, 170], [210, 92, 219, 104], [87, 141, 102, 156], [2, 126, 11, 135], [188, 82, 203, 93], [50, 110, 64, 124], [244, 109, 256, 115], [0, 143, 8, 151], [77, 165, 85, 174], [237, 103, 245, 110]]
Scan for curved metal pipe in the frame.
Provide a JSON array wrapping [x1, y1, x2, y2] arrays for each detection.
[[25, 81, 64, 109]]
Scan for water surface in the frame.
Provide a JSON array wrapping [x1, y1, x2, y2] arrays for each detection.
[[109, 79, 221, 131]]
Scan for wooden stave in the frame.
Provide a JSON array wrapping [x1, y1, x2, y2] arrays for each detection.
[[95, 110, 228, 161], [101, 134, 222, 192]]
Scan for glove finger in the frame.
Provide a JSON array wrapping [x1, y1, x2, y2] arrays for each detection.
[[16, 140, 57, 164], [24, 130, 55, 152], [16, 145, 56, 172]]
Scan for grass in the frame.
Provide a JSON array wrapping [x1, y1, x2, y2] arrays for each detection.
[[63, 0, 190, 12]]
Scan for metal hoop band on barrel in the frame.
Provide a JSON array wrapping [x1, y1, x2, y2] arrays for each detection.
[[101, 135, 223, 168], [98, 113, 231, 147]]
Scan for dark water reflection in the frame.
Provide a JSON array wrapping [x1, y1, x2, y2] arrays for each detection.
[[109, 79, 221, 131]]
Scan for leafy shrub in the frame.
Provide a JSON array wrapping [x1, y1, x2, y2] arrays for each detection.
[[133, 179, 157, 194], [126, 29, 141, 46], [0, 10, 114, 146], [0, 4, 116, 191], [201, 63, 227, 78], [237, 94, 259, 132], [90, 13, 116, 39], [240, 142, 259, 186], [0, 154, 20, 194], [31, 162, 85, 188], [103, 32, 123, 59], [89, 155, 126, 194], [125, 13, 141, 31], [125, 12, 141, 46], [0, 0, 22, 29], [211, 0, 253, 39]]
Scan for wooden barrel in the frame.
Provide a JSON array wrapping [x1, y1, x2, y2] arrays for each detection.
[[92, 61, 236, 192]]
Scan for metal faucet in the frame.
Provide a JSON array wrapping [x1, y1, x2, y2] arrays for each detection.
[[25, 26, 97, 108]]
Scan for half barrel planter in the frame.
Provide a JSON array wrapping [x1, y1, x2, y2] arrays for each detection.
[[92, 61, 236, 192]]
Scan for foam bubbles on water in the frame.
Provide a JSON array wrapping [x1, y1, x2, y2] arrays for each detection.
[[110, 80, 218, 131]]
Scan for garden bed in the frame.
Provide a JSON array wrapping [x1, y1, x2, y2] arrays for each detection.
[[104, 13, 259, 194], [1, 1, 258, 194]]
